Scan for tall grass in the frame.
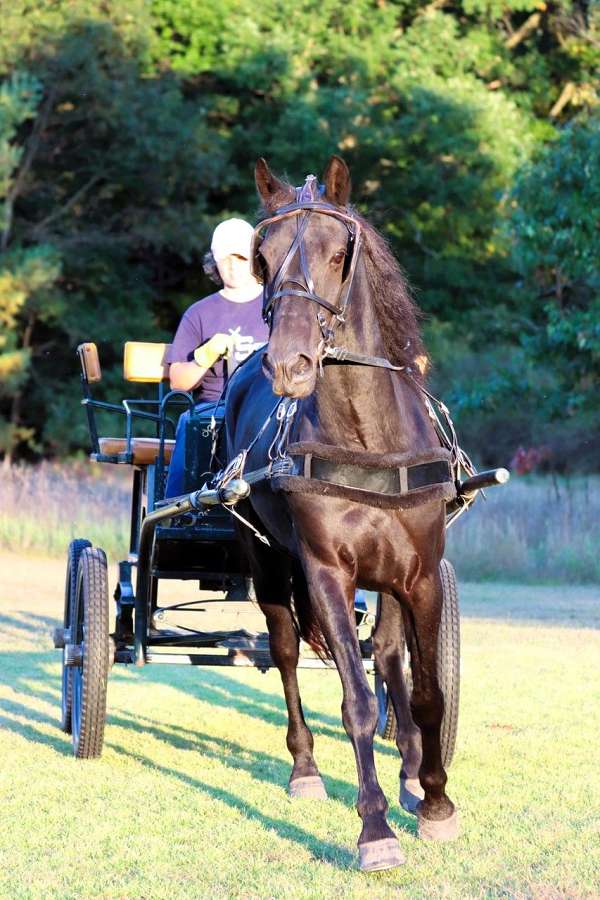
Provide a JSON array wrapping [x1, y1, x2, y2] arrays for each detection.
[[1, 462, 598, 583], [0, 461, 131, 561], [446, 474, 600, 583]]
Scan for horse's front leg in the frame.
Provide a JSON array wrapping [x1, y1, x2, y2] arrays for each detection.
[[406, 570, 459, 840], [299, 553, 405, 872], [372, 592, 424, 814]]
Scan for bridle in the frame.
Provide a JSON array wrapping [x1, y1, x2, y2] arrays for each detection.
[[251, 183, 413, 374], [251, 176, 363, 361]]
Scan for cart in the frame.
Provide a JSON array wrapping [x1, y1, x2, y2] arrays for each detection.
[[53, 341, 507, 764]]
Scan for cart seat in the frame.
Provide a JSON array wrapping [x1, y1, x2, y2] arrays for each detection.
[[97, 437, 175, 465]]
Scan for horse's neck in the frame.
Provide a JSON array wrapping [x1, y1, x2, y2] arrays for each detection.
[[301, 266, 433, 454]]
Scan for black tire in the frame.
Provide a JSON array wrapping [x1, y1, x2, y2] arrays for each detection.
[[61, 539, 91, 733], [375, 670, 399, 741], [437, 558, 460, 767], [70, 547, 110, 758], [374, 558, 460, 768]]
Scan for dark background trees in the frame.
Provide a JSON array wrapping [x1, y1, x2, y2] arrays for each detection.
[[1, 0, 598, 468]]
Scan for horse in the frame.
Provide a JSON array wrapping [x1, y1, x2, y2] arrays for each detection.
[[224, 155, 459, 872]]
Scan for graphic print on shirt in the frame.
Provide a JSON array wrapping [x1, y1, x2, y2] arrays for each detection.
[[165, 291, 269, 402], [228, 326, 267, 367]]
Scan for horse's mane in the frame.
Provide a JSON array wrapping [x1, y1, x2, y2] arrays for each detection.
[[352, 210, 425, 374], [258, 189, 426, 376]]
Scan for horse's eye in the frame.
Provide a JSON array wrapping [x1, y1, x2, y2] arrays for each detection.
[[331, 250, 346, 266]]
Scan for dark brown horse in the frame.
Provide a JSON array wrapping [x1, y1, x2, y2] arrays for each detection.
[[225, 156, 458, 871]]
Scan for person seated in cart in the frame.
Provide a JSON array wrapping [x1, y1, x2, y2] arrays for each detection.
[[164, 218, 269, 497]]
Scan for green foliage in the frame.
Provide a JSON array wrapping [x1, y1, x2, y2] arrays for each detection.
[[0, 0, 598, 465], [0, 71, 42, 207], [0, 2, 232, 456], [509, 116, 600, 417]]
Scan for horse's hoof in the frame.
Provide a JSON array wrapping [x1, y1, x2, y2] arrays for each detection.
[[359, 837, 406, 872], [417, 807, 459, 841], [400, 776, 424, 815], [288, 775, 328, 800]]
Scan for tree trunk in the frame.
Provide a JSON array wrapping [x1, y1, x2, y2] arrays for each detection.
[[3, 311, 36, 467]]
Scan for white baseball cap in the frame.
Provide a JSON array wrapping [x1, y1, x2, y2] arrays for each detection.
[[210, 218, 254, 261]]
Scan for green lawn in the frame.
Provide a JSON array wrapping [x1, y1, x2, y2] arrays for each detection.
[[0, 555, 599, 899]]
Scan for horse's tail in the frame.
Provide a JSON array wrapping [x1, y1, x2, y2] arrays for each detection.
[[291, 561, 330, 660]]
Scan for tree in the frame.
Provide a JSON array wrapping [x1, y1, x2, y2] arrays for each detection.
[[509, 115, 600, 418], [0, 2, 232, 457], [0, 70, 62, 462], [0, 0, 599, 465]]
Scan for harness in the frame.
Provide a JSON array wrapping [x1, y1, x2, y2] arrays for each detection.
[[208, 176, 476, 539]]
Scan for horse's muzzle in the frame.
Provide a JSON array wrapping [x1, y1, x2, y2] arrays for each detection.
[[262, 351, 316, 398]]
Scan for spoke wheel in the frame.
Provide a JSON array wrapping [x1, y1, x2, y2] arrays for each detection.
[[374, 558, 461, 768], [61, 539, 91, 734], [70, 547, 110, 758]]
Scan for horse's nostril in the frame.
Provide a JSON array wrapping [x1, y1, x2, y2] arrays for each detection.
[[288, 353, 314, 381]]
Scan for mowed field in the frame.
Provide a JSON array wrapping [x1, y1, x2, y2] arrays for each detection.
[[0, 553, 599, 899]]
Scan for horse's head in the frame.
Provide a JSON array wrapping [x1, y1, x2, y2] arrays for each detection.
[[253, 156, 358, 398]]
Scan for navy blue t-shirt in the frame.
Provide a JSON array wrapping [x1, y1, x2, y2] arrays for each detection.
[[165, 291, 268, 402]]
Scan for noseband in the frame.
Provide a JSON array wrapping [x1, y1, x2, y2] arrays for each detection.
[[251, 178, 363, 353]]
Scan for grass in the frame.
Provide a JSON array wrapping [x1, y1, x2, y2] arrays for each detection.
[[445, 474, 600, 584], [1, 462, 599, 584], [0, 553, 599, 899], [0, 461, 131, 560]]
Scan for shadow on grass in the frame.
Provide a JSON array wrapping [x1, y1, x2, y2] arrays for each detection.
[[0, 610, 59, 629], [0, 606, 401, 758], [0, 654, 418, 867], [107, 708, 418, 837], [0, 703, 359, 867], [122, 662, 397, 757], [0, 610, 396, 755], [0, 611, 61, 641]]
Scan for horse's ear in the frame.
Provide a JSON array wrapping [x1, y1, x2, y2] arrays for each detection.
[[323, 155, 351, 207], [255, 158, 293, 210]]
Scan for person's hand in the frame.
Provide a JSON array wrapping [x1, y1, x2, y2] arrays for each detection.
[[193, 333, 235, 369]]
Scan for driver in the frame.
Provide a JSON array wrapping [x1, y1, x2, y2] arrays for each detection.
[[164, 218, 268, 497]]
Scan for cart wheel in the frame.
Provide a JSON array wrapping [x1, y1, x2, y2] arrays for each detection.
[[437, 558, 460, 767], [374, 558, 460, 768], [61, 539, 91, 733], [70, 547, 110, 758]]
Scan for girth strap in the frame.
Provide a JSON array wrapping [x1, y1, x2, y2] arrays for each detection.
[[288, 455, 453, 495], [268, 442, 458, 510]]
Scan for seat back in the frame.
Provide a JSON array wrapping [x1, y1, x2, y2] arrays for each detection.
[[123, 342, 171, 383], [77, 342, 102, 383]]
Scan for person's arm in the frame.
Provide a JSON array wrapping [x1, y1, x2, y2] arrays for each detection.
[[169, 360, 207, 392], [169, 333, 235, 392]]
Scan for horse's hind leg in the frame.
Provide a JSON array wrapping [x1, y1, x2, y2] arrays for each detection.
[[406, 571, 458, 840], [237, 523, 325, 799], [372, 593, 424, 814], [262, 597, 327, 799]]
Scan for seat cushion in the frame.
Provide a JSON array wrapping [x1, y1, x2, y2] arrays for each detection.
[[97, 437, 175, 465]]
